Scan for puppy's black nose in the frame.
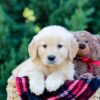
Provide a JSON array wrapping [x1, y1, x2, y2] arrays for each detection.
[[48, 55, 56, 61], [79, 43, 86, 49]]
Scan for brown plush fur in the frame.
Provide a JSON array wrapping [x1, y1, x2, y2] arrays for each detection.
[[93, 35, 100, 44], [73, 31, 100, 78]]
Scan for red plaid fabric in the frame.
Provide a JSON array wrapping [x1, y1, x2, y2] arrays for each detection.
[[16, 77, 100, 100]]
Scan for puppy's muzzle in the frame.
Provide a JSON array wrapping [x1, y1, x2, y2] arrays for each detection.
[[47, 55, 56, 62]]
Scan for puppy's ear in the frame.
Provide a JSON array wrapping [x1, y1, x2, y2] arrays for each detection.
[[68, 37, 78, 61], [28, 36, 38, 61]]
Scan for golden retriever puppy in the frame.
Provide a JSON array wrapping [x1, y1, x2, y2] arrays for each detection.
[[18, 25, 78, 95]]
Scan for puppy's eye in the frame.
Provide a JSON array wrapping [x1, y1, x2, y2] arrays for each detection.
[[77, 39, 79, 42], [43, 44, 47, 48], [58, 44, 63, 48], [85, 40, 88, 43]]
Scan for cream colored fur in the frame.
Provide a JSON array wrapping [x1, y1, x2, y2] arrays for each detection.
[[17, 25, 78, 95]]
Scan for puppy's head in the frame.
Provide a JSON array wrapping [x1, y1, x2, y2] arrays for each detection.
[[28, 26, 78, 67]]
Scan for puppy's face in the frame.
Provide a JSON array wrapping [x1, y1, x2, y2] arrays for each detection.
[[37, 35, 69, 66], [29, 26, 78, 67]]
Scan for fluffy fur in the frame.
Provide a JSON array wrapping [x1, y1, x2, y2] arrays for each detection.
[[73, 31, 100, 78], [14, 25, 78, 95], [93, 34, 100, 44]]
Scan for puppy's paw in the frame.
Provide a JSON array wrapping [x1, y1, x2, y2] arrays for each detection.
[[46, 76, 64, 92], [29, 79, 45, 95]]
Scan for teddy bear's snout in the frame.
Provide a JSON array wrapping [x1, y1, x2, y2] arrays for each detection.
[[79, 43, 86, 49]]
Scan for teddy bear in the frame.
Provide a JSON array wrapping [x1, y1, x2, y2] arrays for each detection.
[[73, 31, 100, 78]]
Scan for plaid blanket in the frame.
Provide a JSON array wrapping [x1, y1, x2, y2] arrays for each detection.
[[16, 77, 100, 100]]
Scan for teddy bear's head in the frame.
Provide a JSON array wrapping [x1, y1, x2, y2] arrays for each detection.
[[73, 31, 100, 60]]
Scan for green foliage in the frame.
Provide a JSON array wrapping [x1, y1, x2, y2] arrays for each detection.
[[0, 0, 100, 99], [29, 0, 95, 31]]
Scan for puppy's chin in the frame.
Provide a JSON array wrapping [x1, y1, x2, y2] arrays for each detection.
[[42, 60, 64, 67], [43, 61, 56, 67], [46, 64, 57, 67]]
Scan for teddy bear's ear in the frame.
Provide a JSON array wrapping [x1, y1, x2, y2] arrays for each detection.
[[28, 36, 38, 61], [89, 37, 100, 60], [68, 36, 79, 61]]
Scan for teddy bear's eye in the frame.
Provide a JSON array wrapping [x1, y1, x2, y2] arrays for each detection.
[[43, 44, 47, 48], [58, 44, 63, 48], [85, 40, 88, 43]]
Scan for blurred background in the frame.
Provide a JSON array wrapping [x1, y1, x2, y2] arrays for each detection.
[[0, 0, 100, 99]]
